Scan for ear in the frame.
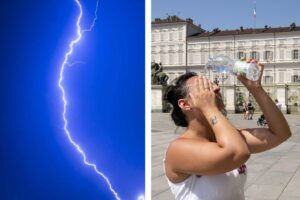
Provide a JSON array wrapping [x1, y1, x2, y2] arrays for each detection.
[[178, 98, 191, 111]]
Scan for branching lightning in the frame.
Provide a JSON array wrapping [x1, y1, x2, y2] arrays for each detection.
[[58, 1, 144, 199], [66, 61, 86, 67], [58, 0, 122, 199]]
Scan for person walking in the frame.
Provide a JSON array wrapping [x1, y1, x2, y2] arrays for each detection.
[[247, 102, 254, 120], [243, 101, 248, 120]]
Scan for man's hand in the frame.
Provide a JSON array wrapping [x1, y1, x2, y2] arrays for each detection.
[[188, 76, 218, 114], [237, 58, 264, 91]]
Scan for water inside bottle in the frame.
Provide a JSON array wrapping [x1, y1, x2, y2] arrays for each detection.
[[205, 55, 261, 81]]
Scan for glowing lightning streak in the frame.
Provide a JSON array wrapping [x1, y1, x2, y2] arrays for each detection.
[[82, 0, 99, 33], [58, 0, 122, 200]]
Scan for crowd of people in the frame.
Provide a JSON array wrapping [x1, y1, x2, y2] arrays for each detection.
[[242, 99, 282, 128], [243, 99, 282, 121]]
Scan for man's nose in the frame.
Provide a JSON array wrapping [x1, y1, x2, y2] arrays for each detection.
[[213, 85, 220, 93]]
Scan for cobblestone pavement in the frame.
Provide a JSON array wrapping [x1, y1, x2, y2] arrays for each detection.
[[152, 113, 300, 200]]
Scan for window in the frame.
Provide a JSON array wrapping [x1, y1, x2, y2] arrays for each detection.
[[194, 53, 200, 64], [169, 45, 175, 52], [169, 32, 173, 41], [238, 52, 245, 59], [225, 42, 231, 48], [178, 44, 183, 51], [156, 33, 160, 41], [279, 39, 285, 45], [279, 49, 284, 60], [264, 51, 273, 61], [213, 43, 220, 48], [165, 32, 169, 41], [155, 54, 160, 63], [161, 54, 168, 64], [265, 40, 272, 45], [212, 51, 217, 57], [161, 33, 165, 41], [279, 71, 285, 83], [151, 46, 156, 53], [178, 53, 183, 64], [263, 75, 273, 84], [238, 42, 245, 47], [189, 53, 194, 64], [156, 46, 160, 52], [178, 32, 183, 40], [292, 75, 300, 82], [173, 32, 178, 40], [169, 53, 174, 65], [251, 51, 259, 60], [201, 52, 206, 64], [292, 49, 299, 59]]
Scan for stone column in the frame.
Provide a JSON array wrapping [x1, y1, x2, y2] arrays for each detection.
[[225, 86, 235, 112], [276, 86, 286, 111], [152, 85, 163, 112]]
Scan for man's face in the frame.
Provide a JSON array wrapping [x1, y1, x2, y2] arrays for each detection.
[[214, 85, 225, 111], [186, 76, 225, 111]]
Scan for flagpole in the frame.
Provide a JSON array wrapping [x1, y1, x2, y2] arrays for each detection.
[[253, 0, 256, 29]]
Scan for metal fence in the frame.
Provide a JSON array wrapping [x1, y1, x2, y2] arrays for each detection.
[[223, 84, 300, 114]]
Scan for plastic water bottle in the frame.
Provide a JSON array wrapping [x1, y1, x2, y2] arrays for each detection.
[[205, 55, 261, 81]]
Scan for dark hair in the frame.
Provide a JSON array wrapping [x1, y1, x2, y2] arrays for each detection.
[[164, 72, 197, 127]]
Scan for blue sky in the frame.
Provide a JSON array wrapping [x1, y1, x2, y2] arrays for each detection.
[[152, 0, 300, 31], [0, 0, 144, 199]]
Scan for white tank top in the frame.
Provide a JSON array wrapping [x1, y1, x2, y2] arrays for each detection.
[[166, 165, 247, 200]]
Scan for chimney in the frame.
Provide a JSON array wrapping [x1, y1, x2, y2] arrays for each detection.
[[213, 28, 220, 34], [186, 18, 193, 24], [290, 22, 296, 31], [155, 18, 161, 23]]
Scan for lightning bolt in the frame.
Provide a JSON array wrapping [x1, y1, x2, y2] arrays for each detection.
[[66, 61, 86, 67], [58, 1, 145, 199], [58, 0, 122, 199]]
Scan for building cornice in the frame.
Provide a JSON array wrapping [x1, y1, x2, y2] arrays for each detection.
[[189, 25, 300, 38], [152, 16, 204, 32]]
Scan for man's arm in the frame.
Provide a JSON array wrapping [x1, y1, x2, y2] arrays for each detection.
[[237, 61, 291, 153], [166, 77, 250, 179]]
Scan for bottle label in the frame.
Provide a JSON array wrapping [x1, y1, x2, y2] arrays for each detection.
[[232, 61, 260, 81], [232, 60, 248, 77]]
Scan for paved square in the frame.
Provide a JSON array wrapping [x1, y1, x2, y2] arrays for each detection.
[[152, 113, 300, 200]]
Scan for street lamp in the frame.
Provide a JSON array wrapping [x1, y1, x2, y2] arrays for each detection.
[[221, 72, 229, 103], [285, 84, 290, 114], [216, 71, 229, 102]]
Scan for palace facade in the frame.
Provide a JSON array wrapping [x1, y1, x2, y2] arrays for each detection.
[[152, 16, 300, 112]]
